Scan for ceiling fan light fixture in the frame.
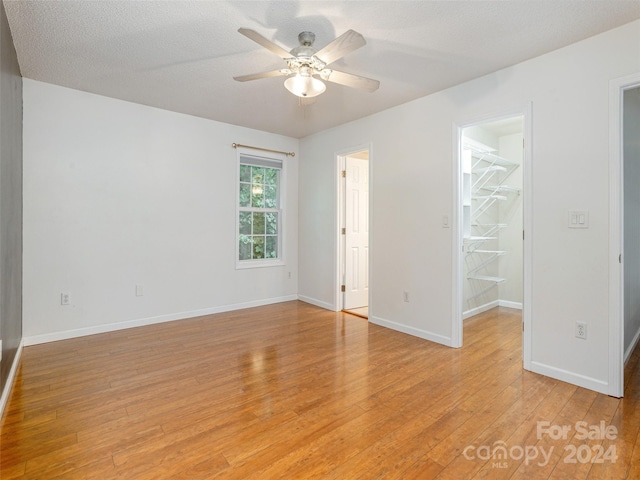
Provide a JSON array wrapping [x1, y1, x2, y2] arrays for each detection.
[[284, 74, 326, 98]]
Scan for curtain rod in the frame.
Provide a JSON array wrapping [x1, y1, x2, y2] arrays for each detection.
[[232, 143, 295, 157]]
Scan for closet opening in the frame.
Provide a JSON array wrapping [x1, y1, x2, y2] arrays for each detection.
[[621, 84, 640, 392], [608, 74, 640, 397], [459, 116, 524, 340], [338, 148, 370, 319]]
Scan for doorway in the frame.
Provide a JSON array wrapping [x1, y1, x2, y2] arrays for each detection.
[[339, 148, 370, 319], [610, 74, 640, 398], [455, 110, 531, 358], [623, 86, 640, 376]]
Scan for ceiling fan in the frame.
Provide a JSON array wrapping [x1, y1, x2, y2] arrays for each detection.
[[233, 28, 380, 98]]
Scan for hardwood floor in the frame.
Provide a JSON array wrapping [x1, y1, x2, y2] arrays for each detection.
[[1, 301, 639, 479], [343, 306, 368, 319]]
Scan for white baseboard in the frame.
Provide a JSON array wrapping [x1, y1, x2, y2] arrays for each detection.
[[463, 300, 499, 319], [529, 360, 609, 395], [463, 299, 523, 319], [297, 295, 336, 312], [23, 295, 298, 346], [369, 315, 453, 347], [624, 325, 640, 365], [0, 339, 24, 420], [499, 300, 523, 310]]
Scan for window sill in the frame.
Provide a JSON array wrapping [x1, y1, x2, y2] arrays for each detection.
[[236, 259, 285, 270]]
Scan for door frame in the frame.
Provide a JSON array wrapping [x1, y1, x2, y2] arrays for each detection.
[[335, 144, 372, 312], [608, 73, 640, 398], [452, 105, 532, 367]]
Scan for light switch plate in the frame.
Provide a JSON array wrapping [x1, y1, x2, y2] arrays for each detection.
[[568, 210, 589, 229]]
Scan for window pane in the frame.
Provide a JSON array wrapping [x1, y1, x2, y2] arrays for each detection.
[[239, 183, 251, 207], [240, 164, 251, 183], [252, 167, 265, 185], [252, 236, 265, 259], [239, 211, 251, 235], [264, 185, 277, 208], [251, 187, 264, 208], [265, 236, 277, 258], [239, 235, 251, 260], [266, 212, 278, 234], [238, 157, 281, 263], [265, 167, 278, 185], [252, 212, 265, 234]]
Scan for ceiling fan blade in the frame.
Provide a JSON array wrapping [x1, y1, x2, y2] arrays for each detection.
[[324, 70, 380, 92], [238, 28, 292, 60], [233, 70, 288, 82], [315, 29, 366, 65]]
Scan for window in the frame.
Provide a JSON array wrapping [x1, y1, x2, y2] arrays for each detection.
[[237, 153, 284, 266]]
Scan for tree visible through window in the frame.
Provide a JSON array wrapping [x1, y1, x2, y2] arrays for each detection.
[[238, 154, 282, 262]]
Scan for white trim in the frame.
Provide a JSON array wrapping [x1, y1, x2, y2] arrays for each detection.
[[499, 300, 523, 310], [463, 300, 499, 319], [462, 300, 522, 320], [23, 295, 298, 346], [235, 259, 285, 270], [452, 123, 463, 347], [530, 361, 609, 395], [462, 299, 523, 320], [369, 315, 453, 347], [609, 72, 640, 398], [298, 295, 335, 311], [0, 339, 24, 420], [522, 103, 533, 371]]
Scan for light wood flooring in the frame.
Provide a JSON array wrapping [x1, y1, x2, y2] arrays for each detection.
[[1, 301, 640, 479], [343, 306, 368, 319]]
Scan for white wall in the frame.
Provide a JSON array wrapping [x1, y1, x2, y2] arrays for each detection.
[[23, 80, 298, 342], [624, 86, 640, 358], [299, 20, 640, 394]]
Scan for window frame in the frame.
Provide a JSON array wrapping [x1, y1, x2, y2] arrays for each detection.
[[235, 149, 286, 269]]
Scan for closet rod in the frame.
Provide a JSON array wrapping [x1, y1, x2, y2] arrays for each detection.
[[232, 143, 295, 157]]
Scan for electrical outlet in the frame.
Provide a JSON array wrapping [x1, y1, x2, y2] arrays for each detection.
[[575, 321, 587, 340], [135, 284, 144, 297], [61, 292, 70, 305], [403, 291, 410, 303]]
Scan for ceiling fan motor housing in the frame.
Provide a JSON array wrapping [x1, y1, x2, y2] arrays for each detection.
[[298, 31, 315, 46], [290, 31, 319, 59]]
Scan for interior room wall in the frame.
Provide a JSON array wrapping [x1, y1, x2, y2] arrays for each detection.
[[624, 86, 640, 359], [22, 79, 299, 343], [0, 0, 23, 405], [298, 20, 640, 394]]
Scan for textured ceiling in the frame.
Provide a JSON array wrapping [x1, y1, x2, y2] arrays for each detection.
[[4, 0, 640, 138]]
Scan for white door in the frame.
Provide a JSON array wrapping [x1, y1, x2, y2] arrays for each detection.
[[344, 156, 369, 309]]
